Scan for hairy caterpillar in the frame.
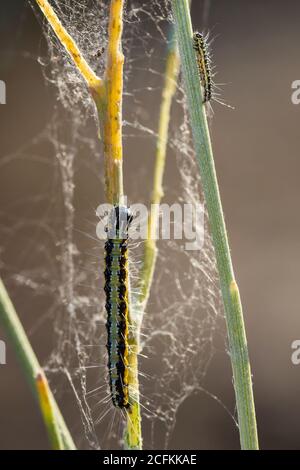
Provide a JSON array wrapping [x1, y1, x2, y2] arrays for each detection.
[[193, 31, 212, 103], [104, 205, 133, 409]]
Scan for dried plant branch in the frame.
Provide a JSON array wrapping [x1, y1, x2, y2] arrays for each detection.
[[101, 0, 125, 205], [34, 0, 142, 449], [35, 0, 103, 93]]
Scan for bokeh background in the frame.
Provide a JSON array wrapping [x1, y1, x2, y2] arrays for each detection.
[[1, 0, 300, 449]]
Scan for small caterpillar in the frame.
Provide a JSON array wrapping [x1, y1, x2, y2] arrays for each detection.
[[94, 46, 105, 58], [193, 31, 212, 103], [104, 205, 133, 409]]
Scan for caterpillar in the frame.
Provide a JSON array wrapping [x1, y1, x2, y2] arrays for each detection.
[[193, 31, 212, 103], [94, 46, 105, 58], [104, 205, 133, 409]]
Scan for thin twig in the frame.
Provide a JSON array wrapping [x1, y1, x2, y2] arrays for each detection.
[[35, 0, 103, 93], [139, 32, 180, 309], [126, 24, 181, 452]]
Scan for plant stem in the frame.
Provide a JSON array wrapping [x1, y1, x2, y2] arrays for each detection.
[[33, 0, 142, 449], [171, 0, 259, 450], [128, 27, 181, 451], [102, 0, 142, 449], [139, 31, 180, 309], [36, 372, 64, 450], [35, 0, 103, 93], [0, 278, 75, 450], [123, 340, 142, 449], [101, 0, 125, 205]]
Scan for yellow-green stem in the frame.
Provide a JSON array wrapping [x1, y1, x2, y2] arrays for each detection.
[[139, 34, 180, 309], [102, 0, 142, 449], [34, 0, 141, 448], [36, 372, 64, 450], [101, 0, 125, 205], [0, 278, 75, 450]]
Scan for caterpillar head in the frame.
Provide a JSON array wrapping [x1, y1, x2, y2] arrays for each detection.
[[106, 205, 133, 239], [194, 32, 203, 40]]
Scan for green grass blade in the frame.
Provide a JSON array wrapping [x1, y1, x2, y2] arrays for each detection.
[[0, 278, 76, 450], [171, 0, 259, 450]]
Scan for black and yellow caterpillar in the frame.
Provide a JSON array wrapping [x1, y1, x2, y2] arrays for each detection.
[[193, 32, 212, 103], [104, 206, 133, 409]]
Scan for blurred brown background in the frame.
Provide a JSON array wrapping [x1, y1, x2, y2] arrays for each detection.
[[1, 0, 300, 450]]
